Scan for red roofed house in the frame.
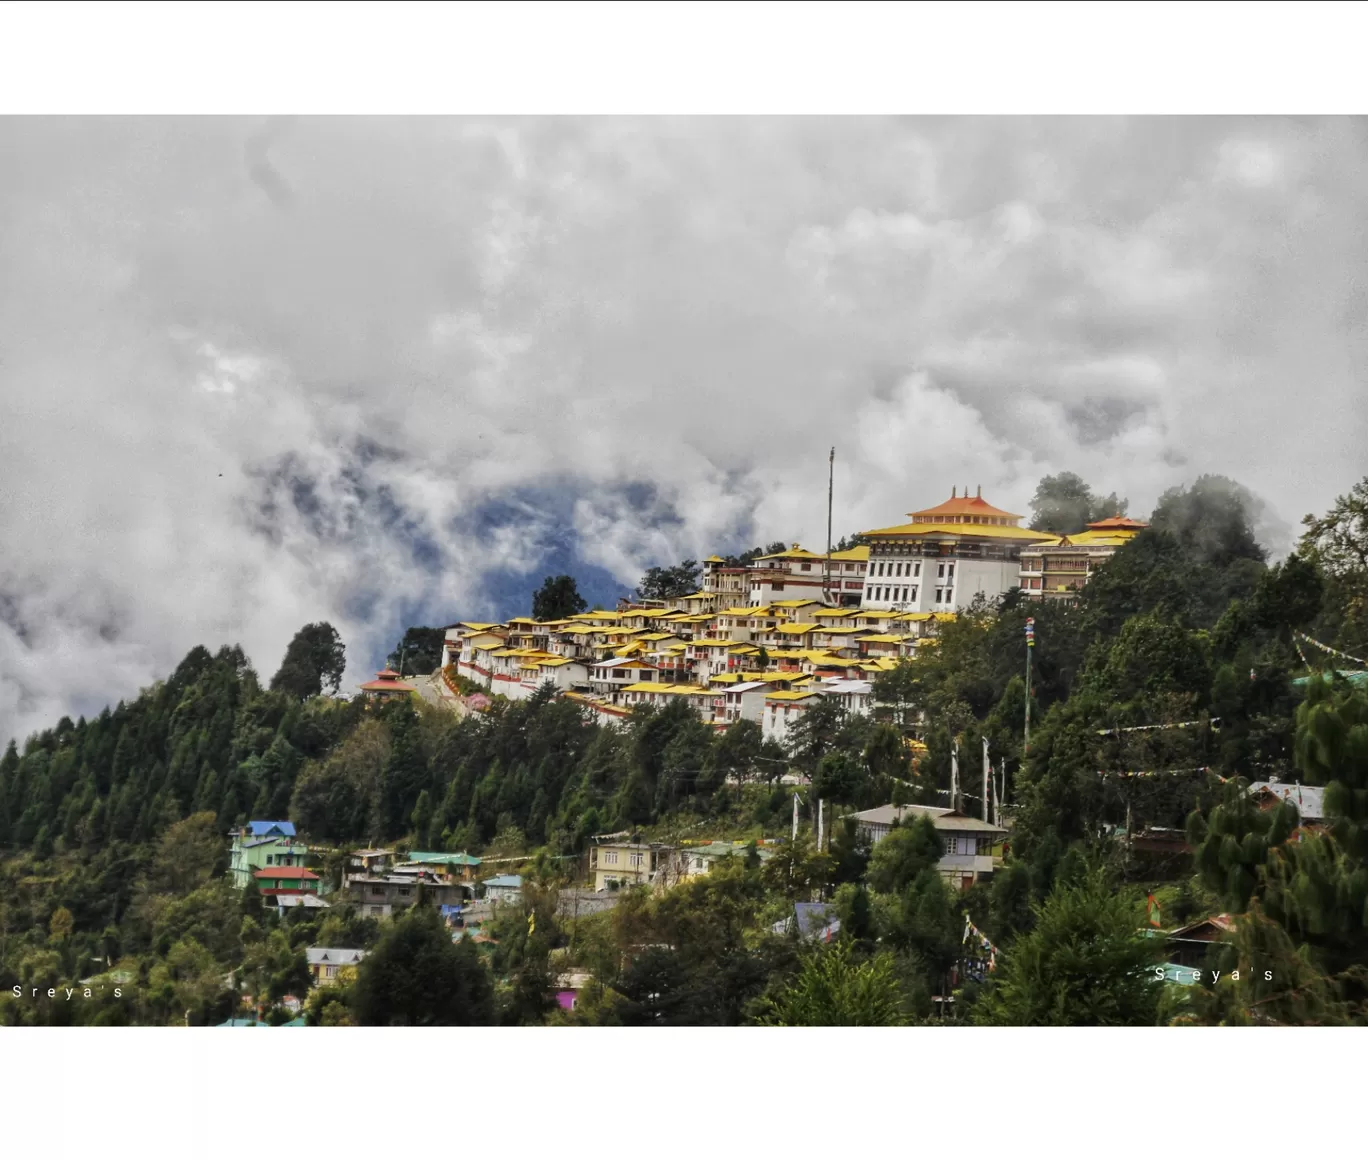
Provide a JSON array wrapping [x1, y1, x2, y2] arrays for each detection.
[[858, 487, 1057, 612], [253, 865, 321, 899], [359, 668, 415, 701]]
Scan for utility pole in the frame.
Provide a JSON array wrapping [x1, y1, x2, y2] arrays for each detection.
[[792, 791, 799, 842], [817, 799, 825, 853], [951, 738, 959, 813], [1024, 617, 1035, 755], [825, 446, 835, 606], [982, 736, 990, 823]]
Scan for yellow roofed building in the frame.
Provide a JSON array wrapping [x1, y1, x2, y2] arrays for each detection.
[[857, 487, 1057, 613], [1019, 516, 1148, 601]]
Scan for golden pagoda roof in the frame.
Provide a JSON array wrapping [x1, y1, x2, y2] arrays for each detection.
[[858, 521, 1056, 542]]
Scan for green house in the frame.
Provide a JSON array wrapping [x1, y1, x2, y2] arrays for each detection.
[[228, 821, 310, 890]]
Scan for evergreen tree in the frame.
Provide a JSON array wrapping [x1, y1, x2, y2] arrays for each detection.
[[530, 575, 587, 622], [352, 906, 496, 1026], [973, 869, 1163, 1026], [270, 622, 346, 700]]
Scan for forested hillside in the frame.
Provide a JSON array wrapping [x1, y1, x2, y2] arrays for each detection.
[[3, 472, 1368, 1026]]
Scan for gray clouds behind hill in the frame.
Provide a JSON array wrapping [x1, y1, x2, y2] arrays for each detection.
[[2, 115, 1365, 743]]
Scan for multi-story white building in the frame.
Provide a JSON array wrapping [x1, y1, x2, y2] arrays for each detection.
[[858, 487, 1055, 611], [701, 556, 751, 603], [718, 680, 769, 726], [762, 688, 824, 746]]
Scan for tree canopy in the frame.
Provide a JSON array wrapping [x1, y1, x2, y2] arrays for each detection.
[[531, 575, 588, 621], [387, 626, 446, 676], [270, 622, 346, 699], [635, 560, 702, 601], [1029, 472, 1128, 535], [352, 905, 496, 1026]]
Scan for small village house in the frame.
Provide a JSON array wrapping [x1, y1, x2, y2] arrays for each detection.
[[306, 948, 367, 985], [482, 874, 524, 904], [589, 840, 673, 891], [228, 820, 308, 890], [253, 865, 322, 901], [848, 803, 1007, 890]]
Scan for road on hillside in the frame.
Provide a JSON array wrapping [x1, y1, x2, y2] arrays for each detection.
[[408, 670, 468, 718]]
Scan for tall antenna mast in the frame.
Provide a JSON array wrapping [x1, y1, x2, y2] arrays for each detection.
[[825, 446, 835, 605]]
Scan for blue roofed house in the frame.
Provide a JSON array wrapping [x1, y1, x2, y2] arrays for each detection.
[[245, 820, 297, 839], [481, 874, 524, 904], [228, 821, 310, 891]]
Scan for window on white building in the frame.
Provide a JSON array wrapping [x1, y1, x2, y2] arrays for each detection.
[[914, 562, 921, 577], [604, 850, 619, 864], [934, 589, 943, 604], [937, 563, 945, 579], [629, 852, 644, 867], [947, 564, 955, 580]]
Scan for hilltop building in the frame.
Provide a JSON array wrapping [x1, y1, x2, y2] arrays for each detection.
[[359, 668, 415, 701], [857, 487, 1055, 611], [1018, 515, 1148, 601]]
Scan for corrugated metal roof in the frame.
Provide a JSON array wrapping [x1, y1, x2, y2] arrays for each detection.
[[1247, 781, 1326, 821]]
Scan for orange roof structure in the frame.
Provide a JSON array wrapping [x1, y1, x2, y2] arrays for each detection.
[[907, 486, 1023, 524], [360, 668, 416, 693], [1084, 515, 1148, 531]]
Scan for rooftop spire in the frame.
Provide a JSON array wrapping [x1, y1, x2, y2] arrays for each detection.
[[977, 484, 982, 498], [951, 486, 957, 499]]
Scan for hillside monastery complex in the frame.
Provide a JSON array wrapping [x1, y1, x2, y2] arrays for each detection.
[[442, 489, 1145, 743]]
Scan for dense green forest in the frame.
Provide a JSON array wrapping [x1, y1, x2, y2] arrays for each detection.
[[3, 472, 1368, 1025]]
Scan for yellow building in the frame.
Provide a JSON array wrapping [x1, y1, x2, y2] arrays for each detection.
[[1018, 516, 1148, 601], [588, 841, 670, 891]]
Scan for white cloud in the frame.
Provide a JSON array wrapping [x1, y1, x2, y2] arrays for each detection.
[[2, 115, 1366, 742]]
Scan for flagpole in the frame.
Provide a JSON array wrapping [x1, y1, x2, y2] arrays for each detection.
[[1024, 618, 1035, 756], [982, 736, 990, 823]]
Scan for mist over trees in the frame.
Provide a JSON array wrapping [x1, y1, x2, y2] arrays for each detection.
[[1029, 472, 1129, 535]]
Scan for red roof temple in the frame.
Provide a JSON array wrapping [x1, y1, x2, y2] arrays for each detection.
[[359, 668, 416, 698]]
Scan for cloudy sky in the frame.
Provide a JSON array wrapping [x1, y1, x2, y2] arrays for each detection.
[[2, 115, 1366, 744]]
